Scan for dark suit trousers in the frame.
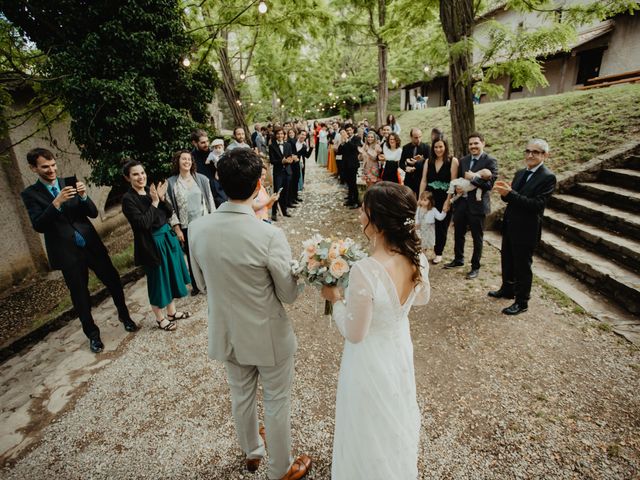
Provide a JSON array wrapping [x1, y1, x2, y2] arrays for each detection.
[[61, 247, 130, 340], [453, 203, 485, 269], [345, 166, 359, 206], [272, 171, 290, 216], [290, 163, 301, 203], [182, 228, 199, 292], [434, 212, 452, 256], [501, 228, 534, 304]]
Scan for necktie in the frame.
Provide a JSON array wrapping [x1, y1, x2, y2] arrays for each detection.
[[469, 157, 477, 171], [413, 146, 417, 158], [515, 170, 533, 191], [52, 184, 86, 247]]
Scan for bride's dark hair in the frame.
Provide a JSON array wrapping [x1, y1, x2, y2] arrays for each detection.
[[362, 181, 422, 283]]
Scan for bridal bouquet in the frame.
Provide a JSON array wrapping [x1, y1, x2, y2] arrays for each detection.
[[292, 234, 367, 315]]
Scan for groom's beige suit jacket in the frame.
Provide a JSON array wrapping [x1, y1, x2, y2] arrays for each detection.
[[189, 202, 299, 366]]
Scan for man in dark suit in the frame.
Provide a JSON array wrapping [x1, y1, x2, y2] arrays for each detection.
[[490, 139, 557, 315], [269, 127, 294, 221], [400, 128, 429, 197], [21, 148, 137, 353], [444, 132, 498, 279], [337, 124, 363, 209]]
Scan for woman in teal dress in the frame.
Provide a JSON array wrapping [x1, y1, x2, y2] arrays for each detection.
[[122, 160, 191, 331]]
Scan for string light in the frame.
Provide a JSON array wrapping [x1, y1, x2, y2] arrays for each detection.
[[182, 58, 191, 67], [423, 65, 430, 73], [340, 71, 347, 79], [239, 73, 246, 80], [258, 1, 268, 14]]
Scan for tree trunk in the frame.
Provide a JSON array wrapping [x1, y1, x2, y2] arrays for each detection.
[[217, 30, 249, 140], [375, 0, 388, 127], [440, 0, 476, 158]]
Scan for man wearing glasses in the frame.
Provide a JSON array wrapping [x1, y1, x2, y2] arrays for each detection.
[[490, 139, 557, 315]]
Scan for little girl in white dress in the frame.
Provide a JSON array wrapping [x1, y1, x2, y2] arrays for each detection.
[[415, 191, 446, 256]]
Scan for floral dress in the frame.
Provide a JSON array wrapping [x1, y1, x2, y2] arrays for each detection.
[[359, 143, 381, 186]]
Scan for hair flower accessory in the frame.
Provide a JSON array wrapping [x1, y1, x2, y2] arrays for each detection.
[[404, 218, 415, 226]]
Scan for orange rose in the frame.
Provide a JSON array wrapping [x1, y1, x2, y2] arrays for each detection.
[[329, 258, 350, 278]]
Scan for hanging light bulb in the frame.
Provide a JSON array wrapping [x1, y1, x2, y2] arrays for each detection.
[[423, 65, 430, 73], [182, 57, 191, 67], [340, 71, 347, 79], [391, 78, 397, 85], [276, 98, 281, 103], [239, 73, 246, 80], [258, 1, 268, 14]]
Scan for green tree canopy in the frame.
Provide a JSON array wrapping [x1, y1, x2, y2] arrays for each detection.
[[1, 0, 219, 185]]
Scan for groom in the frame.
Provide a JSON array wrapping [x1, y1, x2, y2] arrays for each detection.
[[189, 148, 312, 480]]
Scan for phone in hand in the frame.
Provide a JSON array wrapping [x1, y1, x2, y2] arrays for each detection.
[[277, 187, 284, 195], [63, 175, 78, 190]]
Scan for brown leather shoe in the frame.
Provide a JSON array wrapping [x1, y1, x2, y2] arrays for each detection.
[[246, 457, 261, 472], [280, 454, 312, 480], [245, 425, 267, 473]]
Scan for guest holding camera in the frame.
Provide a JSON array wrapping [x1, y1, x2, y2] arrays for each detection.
[[166, 150, 216, 296], [122, 160, 191, 331]]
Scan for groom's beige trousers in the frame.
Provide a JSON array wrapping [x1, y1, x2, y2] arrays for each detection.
[[225, 354, 295, 480]]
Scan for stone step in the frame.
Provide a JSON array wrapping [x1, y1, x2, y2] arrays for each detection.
[[539, 230, 640, 314], [626, 155, 640, 169], [543, 208, 640, 272], [598, 168, 640, 191], [549, 194, 640, 241], [571, 182, 640, 213]]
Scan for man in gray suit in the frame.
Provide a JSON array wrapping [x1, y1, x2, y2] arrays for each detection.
[[189, 148, 311, 480]]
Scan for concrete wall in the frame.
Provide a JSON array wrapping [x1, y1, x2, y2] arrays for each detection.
[[600, 15, 640, 77], [1, 99, 126, 290]]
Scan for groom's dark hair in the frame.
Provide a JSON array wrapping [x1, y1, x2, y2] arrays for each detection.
[[217, 148, 262, 200]]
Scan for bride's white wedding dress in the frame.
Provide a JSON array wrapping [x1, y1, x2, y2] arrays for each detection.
[[331, 254, 430, 480]]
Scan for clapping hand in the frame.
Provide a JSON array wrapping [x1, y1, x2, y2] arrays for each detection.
[[406, 166, 416, 173], [156, 180, 168, 200], [149, 183, 159, 205], [494, 180, 512, 196]]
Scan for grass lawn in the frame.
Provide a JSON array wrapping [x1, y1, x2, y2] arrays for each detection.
[[393, 84, 640, 182]]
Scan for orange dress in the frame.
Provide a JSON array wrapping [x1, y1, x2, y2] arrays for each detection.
[[327, 142, 338, 174]]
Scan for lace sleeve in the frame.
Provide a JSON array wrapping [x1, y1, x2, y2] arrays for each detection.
[[414, 254, 431, 306], [332, 262, 374, 344]]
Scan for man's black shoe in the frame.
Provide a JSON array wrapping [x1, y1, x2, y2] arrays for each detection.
[[288, 204, 297, 208], [190, 288, 200, 297], [488, 289, 515, 299], [89, 338, 104, 353], [443, 260, 464, 269], [122, 318, 139, 332], [271, 214, 277, 222], [466, 269, 479, 280], [283, 212, 292, 217], [349, 204, 361, 209], [502, 302, 528, 315], [343, 200, 351, 206]]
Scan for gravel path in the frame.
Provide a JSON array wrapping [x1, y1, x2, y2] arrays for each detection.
[[1, 162, 639, 479]]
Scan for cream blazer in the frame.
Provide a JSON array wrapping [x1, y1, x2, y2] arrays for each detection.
[[189, 202, 299, 366]]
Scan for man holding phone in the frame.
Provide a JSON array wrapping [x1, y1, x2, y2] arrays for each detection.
[[21, 148, 138, 353]]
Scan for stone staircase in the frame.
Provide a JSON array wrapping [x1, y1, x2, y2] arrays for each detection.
[[539, 152, 640, 315]]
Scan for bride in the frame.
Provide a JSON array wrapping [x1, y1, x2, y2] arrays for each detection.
[[322, 181, 430, 479]]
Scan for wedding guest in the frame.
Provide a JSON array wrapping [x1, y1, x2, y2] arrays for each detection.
[[269, 127, 294, 221], [188, 147, 312, 480], [166, 150, 216, 296], [317, 123, 329, 167], [359, 131, 381, 187], [321, 181, 430, 480], [191, 129, 212, 182], [386, 113, 401, 134], [431, 127, 443, 143], [206, 139, 228, 208], [333, 126, 346, 184], [227, 127, 250, 151], [400, 128, 429, 197], [21, 148, 137, 353], [415, 190, 446, 258], [253, 164, 279, 222], [122, 160, 191, 331], [379, 132, 402, 183], [291, 130, 312, 204], [444, 132, 498, 279], [338, 124, 363, 209], [380, 124, 391, 148], [490, 139, 556, 315], [251, 123, 261, 147], [419, 137, 459, 264]]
